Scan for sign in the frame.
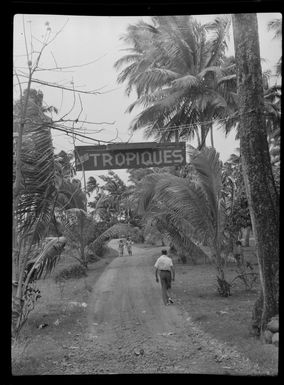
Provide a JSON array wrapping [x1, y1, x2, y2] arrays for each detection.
[[75, 142, 186, 171]]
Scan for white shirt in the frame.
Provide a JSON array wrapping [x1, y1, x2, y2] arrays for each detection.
[[154, 255, 173, 271]]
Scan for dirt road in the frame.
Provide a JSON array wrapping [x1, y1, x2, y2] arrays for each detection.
[[61, 241, 261, 374]]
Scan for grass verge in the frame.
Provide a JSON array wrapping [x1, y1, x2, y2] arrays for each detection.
[[172, 260, 278, 375], [12, 245, 118, 375]]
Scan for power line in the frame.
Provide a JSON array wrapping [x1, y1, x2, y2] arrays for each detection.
[[49, 108, 259, 146], [145, 109, 255, 132]]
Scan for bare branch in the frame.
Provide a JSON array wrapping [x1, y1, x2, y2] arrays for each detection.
[[22, 15, 31, 65], [31, 34, 45, 45], [13, 70, 23, 111], [45, 18, 69, 46], [48, 124, 119, 144], [106, 126, 119, 143], [38, 53, 108, 72], [76, 94, 84, 123], [27, 20, 34, 63], [17, 74, 103, 95], [53, 118, 115, 126], [50, 50, 58, 68], [35, 67, 75, 73], [60, 80, 76, 121]]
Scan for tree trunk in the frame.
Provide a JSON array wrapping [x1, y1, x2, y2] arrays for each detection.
[[232, 14, 279, 333], [214, 241, 231, 297], [195, 128, 201, 148], [174, 129, 179, 143], [244, 226, 251, 247], [200, 125, 207, 149], [199, 120, 211, 149], [210, 123, 214, 148]]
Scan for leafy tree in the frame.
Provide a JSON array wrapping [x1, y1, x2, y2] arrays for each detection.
[[232, 13, 279, 334]]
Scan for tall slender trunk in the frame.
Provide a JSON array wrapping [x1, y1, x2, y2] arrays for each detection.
[[244, 226, 251, 247], [200, 126, 207, 149], [174, 129, 179, 143], [195, 128, 201, 148], [210, 123, 214, 148], [199, 120, 210, 149], [13, 71, 33, 303], [232, 14, 279, 333]]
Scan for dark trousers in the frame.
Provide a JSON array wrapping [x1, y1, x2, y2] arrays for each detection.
[[159, 270, 171, 305]]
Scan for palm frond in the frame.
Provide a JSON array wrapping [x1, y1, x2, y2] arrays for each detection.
[[158, 213, 211, 257], [153, 175, 215, 240], [198, 65, 223, 79], [204, 15, 231, 67], [16, 123, 57, 242], [171, 74, 199, 90], [57, 180, 87, 210], [134, 67, 181, 97], [129, 93, 182, 133], [267, 18, 282, 40], [90, 223, 135, 251], [113, 53, 143, 70], [189, 147, 223, 227], [138, 172, 215, 242], [25, 236, 66, 281]]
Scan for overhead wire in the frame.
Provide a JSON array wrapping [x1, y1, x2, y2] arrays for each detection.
[[49, 108, 258, 146]]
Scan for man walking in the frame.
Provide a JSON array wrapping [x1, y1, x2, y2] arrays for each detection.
[[154, 249, 175, 306]]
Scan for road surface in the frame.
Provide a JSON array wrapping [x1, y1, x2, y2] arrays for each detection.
[[64, 241, 261, 374]]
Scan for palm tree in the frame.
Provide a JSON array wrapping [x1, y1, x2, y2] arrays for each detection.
[[58, 208, 94, 269], [267, 18, 282, 76], [89, 222, 138, 254], [56, 179, 87, 211], [232, 13, 279, 334], [12, 89, 66, 338], [12, 236, 66, 338], [135, 147, 231, 296], [115, 15, 237, 147]]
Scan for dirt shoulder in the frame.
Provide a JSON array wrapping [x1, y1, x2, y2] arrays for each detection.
[[12, 242, 277, 375]]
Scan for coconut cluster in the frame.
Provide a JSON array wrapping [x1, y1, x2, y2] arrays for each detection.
[[263, 315, 279, 346]]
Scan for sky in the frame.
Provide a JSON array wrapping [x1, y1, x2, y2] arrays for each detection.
[[13, 13, 282, 185]]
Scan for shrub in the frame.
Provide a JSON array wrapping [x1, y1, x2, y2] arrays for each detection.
[[54, 264, 87, 282], [86, 253, 100, 263]]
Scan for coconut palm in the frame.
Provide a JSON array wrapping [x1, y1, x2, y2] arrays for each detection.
[[232, 13, 279, 333], [115, 15, 237, 147], [56, 179, 87, 211], [12, 89, 67, 337], [12, 236, 66, 338], [135, 146, 231, 296], [267, 18, 282, 76], [89, 223, 137, 253], [57, 208, 94, 268]]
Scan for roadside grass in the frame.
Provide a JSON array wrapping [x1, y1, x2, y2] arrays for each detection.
[[171, 251, 278, 375], [135, 242, 278, 374], [12, 245, 118, 375]]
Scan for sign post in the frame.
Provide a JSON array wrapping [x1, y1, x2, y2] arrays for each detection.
[[75, 142, 186, 171]]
